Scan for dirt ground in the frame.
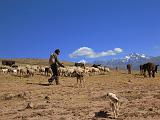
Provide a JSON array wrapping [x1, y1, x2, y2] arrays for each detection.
[[0, 71, 160, 120]]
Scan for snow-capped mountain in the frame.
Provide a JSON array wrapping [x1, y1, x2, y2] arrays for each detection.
[[78, 59, 87, 64], [121, 53, 150, 63], [93, 53, 160, 69]]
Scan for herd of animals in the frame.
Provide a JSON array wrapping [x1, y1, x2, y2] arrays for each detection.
[[0, 61, 110, 78], [0, 60, 159, 79], [127, 62, 159, 78]]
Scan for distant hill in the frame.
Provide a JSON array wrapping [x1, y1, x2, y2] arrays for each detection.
[[0, 58, 74, 66], [93, 53, 160, 70]]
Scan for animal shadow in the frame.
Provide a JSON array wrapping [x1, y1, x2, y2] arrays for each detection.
[[93, 110, 111, 118]]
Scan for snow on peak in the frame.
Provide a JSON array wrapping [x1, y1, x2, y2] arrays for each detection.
[[123, 53, 150, 62], [78, 59, 87, 64]]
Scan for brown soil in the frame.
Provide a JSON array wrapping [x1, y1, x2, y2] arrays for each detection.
[[0, 70, 160, 120]]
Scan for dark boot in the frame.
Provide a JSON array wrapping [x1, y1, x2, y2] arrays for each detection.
[[48, 78, 53, 84], [55, 77, 59, 85], [48, 76, 56, 84]]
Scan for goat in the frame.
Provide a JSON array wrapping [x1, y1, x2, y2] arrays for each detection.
[[72, 69, 85, 87]]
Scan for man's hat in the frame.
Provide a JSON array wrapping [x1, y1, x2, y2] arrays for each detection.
[[55, 49, 60, 54]]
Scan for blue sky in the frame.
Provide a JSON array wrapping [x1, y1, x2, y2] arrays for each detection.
[[0, 0, 160, 62]]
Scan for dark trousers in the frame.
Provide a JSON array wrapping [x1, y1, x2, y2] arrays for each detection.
[[49, 64, 59, 85]]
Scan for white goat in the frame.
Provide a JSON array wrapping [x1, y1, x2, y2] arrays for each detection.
[[107, 93, 119, 118]]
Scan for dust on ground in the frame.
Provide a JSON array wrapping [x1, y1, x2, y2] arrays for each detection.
[[0, 70, 160, 120]]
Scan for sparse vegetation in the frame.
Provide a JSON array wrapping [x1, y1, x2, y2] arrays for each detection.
[[0, 59, 160, 120]]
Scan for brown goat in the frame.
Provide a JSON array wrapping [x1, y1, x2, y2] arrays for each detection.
[[143, 62, 158, 78], [140, 64, 144, 75], [73, 71, 85, 87], [127, 64, 132, 74]]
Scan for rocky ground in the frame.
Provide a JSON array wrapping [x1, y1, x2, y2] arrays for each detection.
[[0, 70, 160, 120]]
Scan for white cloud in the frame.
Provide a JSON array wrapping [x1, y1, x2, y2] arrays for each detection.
[[69, 47, 123, 58], [114, 48, 123, 53]]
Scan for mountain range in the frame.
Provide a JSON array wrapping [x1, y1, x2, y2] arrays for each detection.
[[93, 53, 160, 69]]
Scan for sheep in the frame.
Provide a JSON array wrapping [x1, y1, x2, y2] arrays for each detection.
[[91, 67, 100, 75], [19, 68, 27, 76], [84, 66, 90, 74], [58, 67, 67, 76], [27, 69, 35, 77], [97, 66, 104, 71], [106, 93, 119, 118], [1, 68, 9, 74], [31, 65, 39, 71], [39, 67, 45, 75], [67, 68, 75, 77], [104, 67, 110, 72], [11, 69, 19, 75], [45, 67, 52, 76]]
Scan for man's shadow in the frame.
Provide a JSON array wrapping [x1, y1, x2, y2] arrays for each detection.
[[27, 82, 50, 86]]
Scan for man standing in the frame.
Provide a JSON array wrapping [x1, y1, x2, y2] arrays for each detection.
[[48, 49, 64, 85]]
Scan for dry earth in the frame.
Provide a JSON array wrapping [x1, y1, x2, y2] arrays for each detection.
[[0, 70, 160, 120]]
